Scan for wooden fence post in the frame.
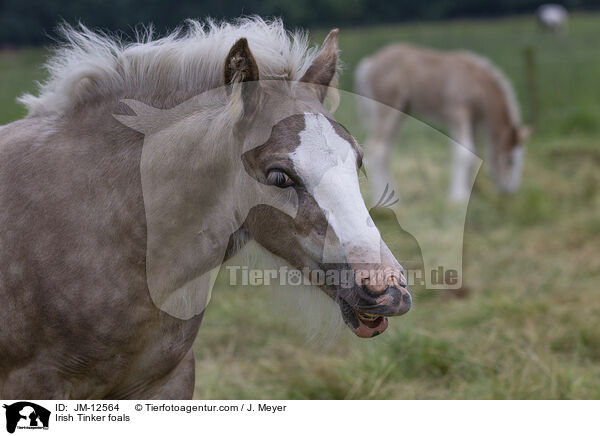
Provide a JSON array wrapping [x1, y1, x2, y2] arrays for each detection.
[[523, 45, 538, 127]]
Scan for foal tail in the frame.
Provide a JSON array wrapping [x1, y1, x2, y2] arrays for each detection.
[[354, 57, 377, 135]]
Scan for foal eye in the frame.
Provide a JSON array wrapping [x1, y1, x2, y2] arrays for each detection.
[[266, 169, 294, 188]]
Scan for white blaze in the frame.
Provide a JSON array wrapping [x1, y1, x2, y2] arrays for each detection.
[[291, 113, 382, 264], [506, 145, 525, 192]]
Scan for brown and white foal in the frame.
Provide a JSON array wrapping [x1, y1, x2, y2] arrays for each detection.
[[0, 19, 410, 399], [355, 43, 531, 202]]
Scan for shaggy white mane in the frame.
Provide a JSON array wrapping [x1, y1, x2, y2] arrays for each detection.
[[20, 17, 318, 117], [460, 51, 521, 125]]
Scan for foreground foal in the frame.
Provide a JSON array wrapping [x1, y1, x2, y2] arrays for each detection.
[[0, 19, 410, 399], [355, 43, 531, 202]]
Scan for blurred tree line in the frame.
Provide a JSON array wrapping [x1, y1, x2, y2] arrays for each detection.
[[1, 0, 599, 45]]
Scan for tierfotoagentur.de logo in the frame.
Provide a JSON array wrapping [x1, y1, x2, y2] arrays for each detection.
[[2, 402, 50, 434]]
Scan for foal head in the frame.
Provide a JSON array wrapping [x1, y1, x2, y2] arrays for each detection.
[[226, 31, 411, 337], [491, 123, 531, 194]]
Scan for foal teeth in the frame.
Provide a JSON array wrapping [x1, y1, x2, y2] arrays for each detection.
[[357, 312, 380, 322]]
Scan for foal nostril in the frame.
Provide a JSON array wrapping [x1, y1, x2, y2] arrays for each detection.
[[382, 285, 411, 315], [398, 288, 412, 312], [359, 270, 405, 295]]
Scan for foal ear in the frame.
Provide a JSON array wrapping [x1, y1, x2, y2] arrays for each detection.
[[224, 38, 259, 85], [224, 38, 262, 122], [300, 29, 339, 102]]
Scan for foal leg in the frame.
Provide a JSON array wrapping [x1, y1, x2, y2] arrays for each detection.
[[448, 115, 477, 202], [364, 105, 405, 204]]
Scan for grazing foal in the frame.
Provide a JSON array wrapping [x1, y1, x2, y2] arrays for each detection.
[[355, 43, 531, 202]]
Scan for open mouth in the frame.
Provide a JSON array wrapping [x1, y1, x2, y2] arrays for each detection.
[[339, 299, 389, 338], [355, 310, 388, 337]]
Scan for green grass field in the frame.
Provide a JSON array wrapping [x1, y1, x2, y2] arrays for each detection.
[[1, 14, 599, 399]]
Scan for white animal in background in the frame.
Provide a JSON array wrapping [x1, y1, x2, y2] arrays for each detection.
[[536, 4, 569, 33]]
